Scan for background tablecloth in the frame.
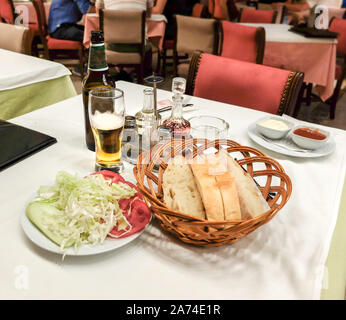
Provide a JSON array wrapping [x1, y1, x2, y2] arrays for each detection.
[[0, 49, 72, 91], [241, 23, 337, 102], [0, 76, 76, 120]]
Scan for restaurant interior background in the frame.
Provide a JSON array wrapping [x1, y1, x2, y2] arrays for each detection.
[[1, 0, 346, 301]]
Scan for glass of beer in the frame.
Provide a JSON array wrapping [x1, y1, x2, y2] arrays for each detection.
[[89, 88, 125, 173]]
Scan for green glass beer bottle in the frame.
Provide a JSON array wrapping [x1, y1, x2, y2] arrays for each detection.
[[82, 31, 115, 151]]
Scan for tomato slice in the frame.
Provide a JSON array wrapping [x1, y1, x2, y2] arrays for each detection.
[[93, 170, 151, 238]]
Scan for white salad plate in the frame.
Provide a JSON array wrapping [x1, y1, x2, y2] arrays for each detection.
[[248, 122, 336, 158], [21, 193, 150, 256]]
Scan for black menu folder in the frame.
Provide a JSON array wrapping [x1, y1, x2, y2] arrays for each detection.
[[0, 120, 57, 172]]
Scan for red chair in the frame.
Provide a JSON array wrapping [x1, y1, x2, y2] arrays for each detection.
[[0, 0, 16, 24], [32, 0, 84, 77], [211, 0, 239, 21], [219, 21, 265, 64], [239, 8, 277, 23], [192, 3, 210, 18], [186, 52, 304, 115]]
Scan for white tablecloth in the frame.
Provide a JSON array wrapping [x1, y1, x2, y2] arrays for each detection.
[[0, 81, 345, 299], [240, 23, 337, 44], [0, 49, 71, 91]]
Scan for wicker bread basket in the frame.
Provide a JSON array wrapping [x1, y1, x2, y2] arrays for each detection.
[[133, 139, 292, 247]]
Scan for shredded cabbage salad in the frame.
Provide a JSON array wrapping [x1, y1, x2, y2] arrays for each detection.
[[31, 171, 137, 251]]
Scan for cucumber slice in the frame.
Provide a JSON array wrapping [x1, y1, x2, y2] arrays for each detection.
[[26, 202, 74, 248]]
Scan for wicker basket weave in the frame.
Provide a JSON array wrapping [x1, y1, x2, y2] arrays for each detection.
[[133, 139, 292, 247]]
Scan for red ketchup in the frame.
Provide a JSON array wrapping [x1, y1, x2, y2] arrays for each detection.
[[293, 127, 327, 140]]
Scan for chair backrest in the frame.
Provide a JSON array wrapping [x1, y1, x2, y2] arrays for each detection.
[[0, 22, 33, 54], [239, 8, 277, 23], [175, 15, 218, 55], [208, 0, 214, 16], [32, 0, 48, 33], [186, 52, 304, 115], [100, 9, 145, 45], [0, 0, 16, 24], [226, 0, 239, 21], [219, 21, 265, 64], [329, 17, 346, 56], [192, 3, 209, 18]]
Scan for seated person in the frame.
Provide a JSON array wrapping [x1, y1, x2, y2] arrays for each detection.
[[97, 0, 153, 17], [49, 0, 95, 42], [152, 0, 195, 40]]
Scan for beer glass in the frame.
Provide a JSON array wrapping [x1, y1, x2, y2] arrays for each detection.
[[89, 88, 125, 173]]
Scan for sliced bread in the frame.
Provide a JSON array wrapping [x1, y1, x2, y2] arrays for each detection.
[[162, 155, 206, 220]]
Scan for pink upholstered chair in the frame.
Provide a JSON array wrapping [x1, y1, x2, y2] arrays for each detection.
[[210, 0, 239, 21], [239, 8, 277, 23], [186, 52, 304, 115], [219, 21, 265, 64], [192, 3, 210, 18], [32, 0, 84, 77], [0, 0, 16, 24]]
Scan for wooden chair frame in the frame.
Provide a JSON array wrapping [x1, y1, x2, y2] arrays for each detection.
[[186, 51, 304, 116]]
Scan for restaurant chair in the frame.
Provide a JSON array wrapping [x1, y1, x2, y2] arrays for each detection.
[[211, 0, 239, 21], [174, 15, 218, 78], [294, 17, 346, 120], [32, 0, 85, 78], [0, 0, 16, 24], [239, 8, 277, 23], [0, 22, 33, 55], [100, 9, 146, 84], [186, 52, 304, 115], [218, 21, 265, 64], [192, 3, 210, 18]]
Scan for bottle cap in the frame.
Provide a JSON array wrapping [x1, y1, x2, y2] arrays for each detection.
[[90, 31, 104, 44]]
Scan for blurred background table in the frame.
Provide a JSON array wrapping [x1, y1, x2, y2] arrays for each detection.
[[0, 49, 76, 120], [83, 13, 167, 51], [241, 23, 337, 102]]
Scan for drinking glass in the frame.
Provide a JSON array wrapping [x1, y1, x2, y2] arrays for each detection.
[[188, 116, 229, 140], [89, 88, 125, 173]]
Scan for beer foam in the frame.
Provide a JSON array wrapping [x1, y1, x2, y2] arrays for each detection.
[[92, 111, 124, 130]]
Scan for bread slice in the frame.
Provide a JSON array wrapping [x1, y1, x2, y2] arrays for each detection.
[[189, 155, 224, 221], [162, 155, 206, 220], [203, 154, 241, 220], [215, 172, 242, 220], [218, 149, 270, 219]]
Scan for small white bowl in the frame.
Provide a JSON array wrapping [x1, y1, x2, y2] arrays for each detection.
[[256, 117, 293, 140], [291, 125, 329, 150]]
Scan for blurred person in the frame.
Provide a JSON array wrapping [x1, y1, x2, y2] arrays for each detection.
[[96, 0, 153, 16], [49, 0, 96, 42], [152, 0, 198, 40]]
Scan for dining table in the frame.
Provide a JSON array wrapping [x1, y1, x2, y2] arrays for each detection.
[[0, 81, 345, 300], [240, 23, 337, 102], [0, 49, 76, 120]]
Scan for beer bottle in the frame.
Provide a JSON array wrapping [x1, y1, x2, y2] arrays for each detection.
[[82, 31, 115, 151]]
